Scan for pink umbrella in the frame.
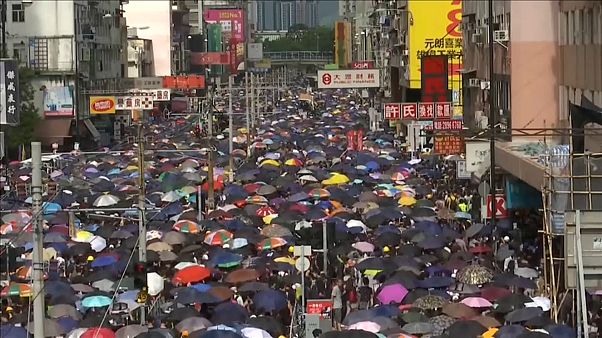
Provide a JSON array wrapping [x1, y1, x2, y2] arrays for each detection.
[[377, 283, 409, 305], [352, 241, 375, 253], [460, 296, 493, 308], [347, 321, 381, 333]]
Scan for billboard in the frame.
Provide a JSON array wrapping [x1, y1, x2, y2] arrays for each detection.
[[89, 96, 116, 115], [43, 86, 74, 117], [421, 55, 450, 103], [204, 9, 245, 73], [162, 76, 206, 89], [334, 21, 352, 68], [191, 52, 231, 65], [409, 0, 463, 116], [0, 60, 20, 125], [317, 70, 380, 89]]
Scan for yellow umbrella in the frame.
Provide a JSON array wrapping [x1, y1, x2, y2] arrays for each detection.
[[363, 269, 382, 277], [481, 328, 498, 338], [259, 159, 280, 167], [274, 256, 296, 265], [125, 165, 139, 171], [262, 214, 278, 224], [238, 127, 248, 134], [398, 196, 417, 206], [73, 230, 94, 242], [322, 173, 350, 185]]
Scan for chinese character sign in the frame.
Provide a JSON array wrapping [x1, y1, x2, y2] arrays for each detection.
[[204, 9, 246, 74], [421, 55, 450, 103], [434, 135, 465, 155], [0, 60, 20, 125], [383, 103, 401, 120]]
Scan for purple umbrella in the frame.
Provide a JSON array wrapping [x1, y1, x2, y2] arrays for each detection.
[[377, 283, 409, 304]]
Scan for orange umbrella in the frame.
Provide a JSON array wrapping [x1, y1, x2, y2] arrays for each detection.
[[225, 268, 260, 284], [173, 220, 201, 234], [172, 265, 212, 286]]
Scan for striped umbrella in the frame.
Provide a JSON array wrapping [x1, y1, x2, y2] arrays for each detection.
[[284, 158, 303, 167], [246, 195, 269, 205], [204, 229, 234, 246], [14, 266, 47, 281], [257, 237, 288, 251], [1, 283, 32, 297], [256, 206, 276, 217], [173, 220, 201, 234], [308, 188, 331, 200]]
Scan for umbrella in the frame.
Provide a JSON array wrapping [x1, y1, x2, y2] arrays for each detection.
[[413, 295, 448, 310], [172, 266, 211, 286], [116, 324, 149, 338], [176, 317, 213, 333], [212, 303, 249, 325], [253, 289, 288, 312], [246, 316, 284, 337], [1, 282, 32, 297], [225, 268, 259, 284], [173, 220, 201, 234], [456, 265, 494, 285], [505, 307, 544, 323], [257, 237, 288, 251], [442, 302, 478, 319], [80, 328, 116, 338], [93, 194, 120, 207], [204, 229, 234, 246], [460, 296, 493, 308], [428, 315, 456, 335], [26, 318, 67, 337], [376, 284, 409, 304], [444, 320, 487, 338], [82, 295, 112, 308], [401, 322, 433, 335], [348, 322, 381, 333]]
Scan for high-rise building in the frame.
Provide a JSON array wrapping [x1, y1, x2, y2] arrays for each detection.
[[252, 0, 318, 32]]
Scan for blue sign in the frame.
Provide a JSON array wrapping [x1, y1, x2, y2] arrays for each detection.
[[505, 178, 543, 210]]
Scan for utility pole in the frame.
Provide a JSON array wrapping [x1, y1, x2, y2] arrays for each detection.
[[245, 72, 250, 157], [137, 124, 147, 325], [250, 74, 256, 129], [228, 75, 234, 182], [488, 0, 497, 230], [207, 85, 215, 211], [31, 141, 45, 338], [322, 219, 328, 276]]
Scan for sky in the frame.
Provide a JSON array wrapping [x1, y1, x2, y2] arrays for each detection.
[[318, 1, 341, 26]]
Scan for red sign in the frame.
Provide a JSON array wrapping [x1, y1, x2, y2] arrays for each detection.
[[433, 135, 464, 155], [357, 129, 364, 150], [418, 103, 435, 120], [435, 102, 453, 119], [383, 103, 401, 120], [351, 61, 375, 69], [401, 103, 418, 120], [307, 299, 333, 319], [322, 73, 332, 86], [162, 76, 206, 89], [433, 119, 463, 131], [421, 55, 449, 103], [346, 130, 356, 150], [191, 52, 230, 65], [486, 194, 508, 218]]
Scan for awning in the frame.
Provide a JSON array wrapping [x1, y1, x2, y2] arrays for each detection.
[[457, 68, 477, 74], [83, 119, 101, 142], [34, 118, 73, 146]]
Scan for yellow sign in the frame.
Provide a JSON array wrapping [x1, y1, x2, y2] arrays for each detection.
[[89, 96, 116, 115], [409, 0, 463, 117], [334, 21, 351, 67]]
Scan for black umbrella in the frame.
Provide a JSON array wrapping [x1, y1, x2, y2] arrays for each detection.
[[246, 316, 285, 337], [444, 320, 487, 338], [505, 307, 544, 323]]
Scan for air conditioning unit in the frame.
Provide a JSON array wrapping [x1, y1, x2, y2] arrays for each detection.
[[494, 30, 509, 42], [471, 33, 482, 44], [468, 78, 480, 87], [402, 49, 409, 56]]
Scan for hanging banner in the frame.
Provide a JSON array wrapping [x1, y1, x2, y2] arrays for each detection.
[[0, 60, 20, 125], [204, 9, 246, 73], [43, 86, 74, 117], [89, 96, 116, 115]]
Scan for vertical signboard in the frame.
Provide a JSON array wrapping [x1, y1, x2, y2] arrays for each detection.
[[0, 60, 20, 125], [204, 9, 246, 74], [43, 86, 74, 117], [421, 55, 450, 103], [334, 21, 351, 68], [206, 23, 224, 74], [409, 0, 463, 117]]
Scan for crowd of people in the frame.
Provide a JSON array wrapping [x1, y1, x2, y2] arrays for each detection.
[[0, 83, 584, 338]]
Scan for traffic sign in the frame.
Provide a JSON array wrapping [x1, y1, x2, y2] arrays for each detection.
[[293, 245, 312, 257], [295, 257, 311, 272], [486, 194, 508, 218]]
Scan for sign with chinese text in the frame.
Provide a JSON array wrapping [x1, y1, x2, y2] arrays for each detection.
[[433, 119, 463, 131], [421, 55, 450, 103], [433, 135, 464, 155], [0, 60, 20, 125], [43, 86, 73, 117], [115, 95, 154, 110], [162, 76, 206, 89], [418, 103, 435, 120], [191, 52, 230, 65], [408, 0, 463, 118], [203, 9, 246, 73], [401, 103, 418, 120], [351, 61, 375, 69], [89, 96, 116, 115], [317, 70, 380, 89], [435, 102, 453, 119], [306, 299, 333, 319], [383, 103, 401, 120], [121, 77, 164, 90]]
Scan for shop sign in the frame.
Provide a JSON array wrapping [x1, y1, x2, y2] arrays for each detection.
[[433, 135, 464, 155], [90, 96, 116, 115]]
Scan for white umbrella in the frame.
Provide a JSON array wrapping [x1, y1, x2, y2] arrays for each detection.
[[525, 296, 551, 312], [241, 327, 273, 338], [346, 219, 368, 232], [299, 175, 318, 182], [147, 272, 165, 296], [514, 267, 539, 279], [88, 235, 107, 252], [162, 191, 182, 202], [174, 262, 199, 270], [93, 194, 120, 207]]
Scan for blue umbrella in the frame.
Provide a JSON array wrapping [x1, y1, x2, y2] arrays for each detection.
[[211, 303, 249, 325], [91, 255, 118, 268], [0, 325, 28, 338], [253, 289, 288, 313], [454, 211, 472, 220], [81, 295, 112, 308], [415, 221, 443, 236], [175, 288, 204, 304], [418, 276, 455, 289], [417, 236, 446, 250], [545, 324, 575, 338], [57, 317, 78, 333], [190, 283, 212, 292], [209, 252, 243, 268], [42, 202, 62, 215]]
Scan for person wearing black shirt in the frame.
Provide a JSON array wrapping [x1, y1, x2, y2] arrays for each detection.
[[357, 277, 373, 310]]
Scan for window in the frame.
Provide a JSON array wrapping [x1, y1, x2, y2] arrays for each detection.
[[559, 11, 568, 45], [568, 11, 574, 45], [584, 9, 593, 44], [575, 9, 582, 45], [11, 4, 24, 22]]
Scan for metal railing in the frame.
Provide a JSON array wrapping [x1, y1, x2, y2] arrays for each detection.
[[264, 51, 333, 62]]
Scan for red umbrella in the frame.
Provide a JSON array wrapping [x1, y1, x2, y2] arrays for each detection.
[[202, 178, 225, 192], [256, 206, 276, 217], [479, 286, 512, 302], [80, 327, 115, 338], [172, 265, 212, 286], [288, 203, 309, 214], [244, 183, 262, 194], [469, 245, 492, 254]]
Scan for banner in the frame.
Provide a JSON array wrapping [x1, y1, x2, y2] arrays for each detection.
[[115, 96, 153, 110], [317, 70, 380, 89], [89, 96, 116, 115], [43, 86, 74, 117], [162, 76, 205, 89], [409, 0, 463, 117], [191, 52, 230, 65], [0, 60, 20, 125], [334, 21, 352, 68], [204, 9, 245, 73]]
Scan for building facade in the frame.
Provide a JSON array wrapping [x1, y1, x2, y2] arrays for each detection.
[[251, 0, 318, 32], [5, 0, 126, 146], [127, 29, 155, 78]]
